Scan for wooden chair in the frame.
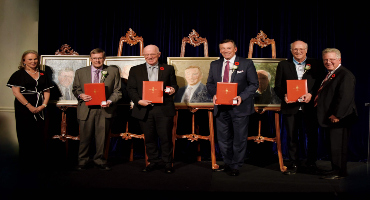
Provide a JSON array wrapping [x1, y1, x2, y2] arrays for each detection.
[[117, 28, 144, 56], [55, 44, 79, 55], [180, 29, 208, 57], [248, 30, 276, 58]]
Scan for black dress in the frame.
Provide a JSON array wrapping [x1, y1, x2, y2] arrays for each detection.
[[6, 69, 53, 168]]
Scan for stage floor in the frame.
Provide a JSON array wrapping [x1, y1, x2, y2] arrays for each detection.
[[1, 157, 369, 199]]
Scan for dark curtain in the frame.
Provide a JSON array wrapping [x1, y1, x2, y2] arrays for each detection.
[[39, 1, 369, 161]]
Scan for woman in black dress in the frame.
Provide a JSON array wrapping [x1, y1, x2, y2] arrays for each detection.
[[6, 50, 53, 170]]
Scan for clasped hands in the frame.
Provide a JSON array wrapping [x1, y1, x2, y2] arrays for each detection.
[[138, 86, 176, 107], [80, 93, 112, 107], [27, 104, 46, 114]]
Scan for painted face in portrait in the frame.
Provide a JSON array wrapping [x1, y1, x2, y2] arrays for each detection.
[[185, 67, 202, 86]]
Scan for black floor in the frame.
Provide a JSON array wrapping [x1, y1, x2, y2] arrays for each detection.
[[1, 155, 369, 200]]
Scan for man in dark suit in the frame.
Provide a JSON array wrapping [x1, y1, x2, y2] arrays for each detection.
[[316, 48, 357, 179], [206, 39, 259, 176], [274, 40, 326, 175], [127, 45, 178, 173], [72, 48, 122, 170]]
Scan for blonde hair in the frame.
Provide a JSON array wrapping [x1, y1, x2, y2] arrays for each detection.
[[322, 48, 341, 58], [18, 50, 40, 70]]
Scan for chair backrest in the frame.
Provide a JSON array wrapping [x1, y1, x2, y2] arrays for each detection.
[[180, 29, 208, 57], [55, 44, 79, 55], [248, 30, 276, 58], [117, 28, 144, 56]]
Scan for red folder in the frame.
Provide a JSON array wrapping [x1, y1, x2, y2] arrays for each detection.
[[84, 83, 106, 106], [216, 82, 238, 105], [143, 81, 163, 103], [286, 79, 308, 102]]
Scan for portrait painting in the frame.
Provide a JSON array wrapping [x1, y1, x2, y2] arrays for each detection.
[[251, 58, 286, 105], [167, 57, 219, 103], [40, 55, 90, 102], [104, 56, 146, 79]]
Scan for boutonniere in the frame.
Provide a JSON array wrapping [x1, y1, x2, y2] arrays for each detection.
[[160, 67, 164, 70], [40, 73, 44, 75], [101, 70, 108, 82], [331, 74, 335, 78], [231, 62, 239, 71], [304, 64, 311, 73]]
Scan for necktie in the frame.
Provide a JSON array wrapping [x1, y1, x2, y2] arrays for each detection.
[[183, 86, 193, 103], [223, 61, 230, 83], [64, 88, 70, 100], [93, 69, 100, 83], [314, 72, 331, 107]]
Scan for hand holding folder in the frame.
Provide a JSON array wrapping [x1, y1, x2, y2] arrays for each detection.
[[84, 83, 106, 106], [286, 80, 308, 102]]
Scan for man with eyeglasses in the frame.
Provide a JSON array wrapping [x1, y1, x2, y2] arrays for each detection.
[[275, 40, 326, 175], [127, 45, 178, 173], [315, 48, 357, 179], [72, 48, 122, 171]]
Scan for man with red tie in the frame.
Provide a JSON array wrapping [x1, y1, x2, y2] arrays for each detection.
[[206, 39, 258, 176], [315, 48, 357, 179]]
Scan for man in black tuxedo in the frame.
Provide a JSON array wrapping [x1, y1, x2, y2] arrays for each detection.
[[127, 45, 178, 173], [274, 40, 326, 175], [316, 48, 357, 179], [207, 39, 259, 176]]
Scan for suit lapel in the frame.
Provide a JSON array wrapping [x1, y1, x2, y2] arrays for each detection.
[[230, 56, 238, 82], [141, 64, 149, 81], [216, 59, 223, 82], [101, 65, 108, 83], [288, 60, 298, 79], [158, 64, 164, 81]]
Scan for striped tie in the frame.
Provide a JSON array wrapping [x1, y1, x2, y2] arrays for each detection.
[[314, 72, 331, 107]]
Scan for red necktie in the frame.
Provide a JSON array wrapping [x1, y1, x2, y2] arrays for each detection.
[[223, 61, 230, 82], [314, 72, 331, 107]]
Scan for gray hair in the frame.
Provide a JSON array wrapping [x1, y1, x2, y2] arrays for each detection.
[[290, 40, 308, 51], [322, 48, 341, 58]]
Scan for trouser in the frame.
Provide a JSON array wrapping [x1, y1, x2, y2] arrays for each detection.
[[78, 108, 111, 165]]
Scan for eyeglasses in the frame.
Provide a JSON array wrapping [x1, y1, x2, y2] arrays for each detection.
[[91, 57, 104, 60], [292, 48, 307, 52], [143, 53, 158, 57], [323, 58, 338, 63]]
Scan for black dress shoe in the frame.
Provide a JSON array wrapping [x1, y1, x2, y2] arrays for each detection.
[[142, 163, 158, 172], [96, 164, 111, 171], [75, 165, 88, 171], [213, 164, 231, 172], [320, 174, 345, 180], [229, 169, 240, 176], [164, 164, 174, 174], [283, 164, 298, 175]]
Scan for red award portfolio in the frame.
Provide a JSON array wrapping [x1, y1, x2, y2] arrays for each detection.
[[84, 83, 106, 106], [216, 82, 238, 105], [142, 81, 163, 103], [286, 79, 308, 102]]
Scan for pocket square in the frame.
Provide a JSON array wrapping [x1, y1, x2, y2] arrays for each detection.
[[237, 70, 244, 74]]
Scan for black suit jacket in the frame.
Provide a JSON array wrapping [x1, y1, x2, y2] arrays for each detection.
[[127, 63, 179, 120], [274, 58, 326, 114], [206, 56, 259, 117], [316, 66, 357, 127]]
